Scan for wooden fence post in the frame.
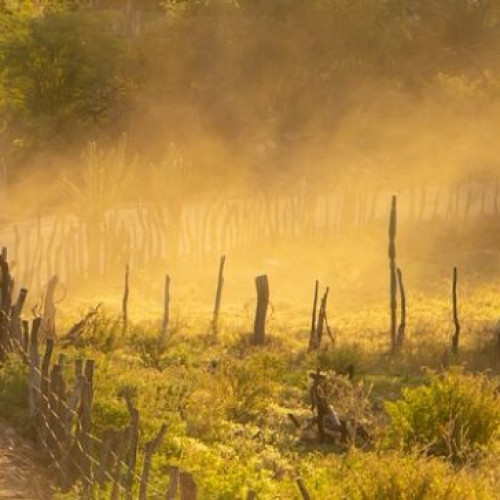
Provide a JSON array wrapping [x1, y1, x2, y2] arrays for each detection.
[[29, 318, 42, 418], [139, 424, 167, 500], [296, 478, 311, 500], [308, 280, 319, 351], [452, 267, 460, 355], [166, 466, 180, 500], [253, 275, 269, 345], [180, 471, 198, 500], [389, 195, 398, 355], [124, 394, 140, 500], [396, 267, 406, 354], [315, 287, 330, 350], [211, 256, 226, 337]]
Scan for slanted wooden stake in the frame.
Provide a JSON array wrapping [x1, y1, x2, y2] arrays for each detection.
[[396, 267, 406, 354], [389, 195, 398, 355], [296, 478, 311, 500], [308, 280, 319, 350], [452, 267, 460, 355], [122, 264, 129, 335], [160, 274, 171, 345], [253, 275, 269, 345], [315, 287, 330, 350], [211, 256, 226, 336]]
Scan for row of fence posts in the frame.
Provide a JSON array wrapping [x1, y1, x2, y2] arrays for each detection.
[[2, 247, 315, 499]]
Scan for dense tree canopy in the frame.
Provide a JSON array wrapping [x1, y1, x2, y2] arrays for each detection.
[[2, 0, 500, 192]]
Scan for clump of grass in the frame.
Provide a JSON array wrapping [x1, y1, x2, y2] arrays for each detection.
[[385, 369, 500, 462]]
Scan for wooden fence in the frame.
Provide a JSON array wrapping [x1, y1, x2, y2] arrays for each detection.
[[0, 248, 314, 499], [0, 249, 199, 499], [1, 180, 499, 296]]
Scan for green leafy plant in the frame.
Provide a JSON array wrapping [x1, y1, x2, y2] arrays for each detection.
[[386, 370, 500, 462]]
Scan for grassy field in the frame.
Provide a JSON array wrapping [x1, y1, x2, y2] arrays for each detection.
[[3, 219, 500, 498]]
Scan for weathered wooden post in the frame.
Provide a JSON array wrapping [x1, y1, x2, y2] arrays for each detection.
[[452, 267, 460, 355], [315, 287, 330, 350], [396, 267, 406, 354], [122, 264, 129, 335], [308, 280, 319, 351], [180, 472, 198, 500], [389, 195, 398, 355], [124, 394, 139, 500], [166, 466, 180, 500], [139, 424, 168, 500], [253, 275, 269, 345], [29, 318, 42, 418], [211, 256, 226, 336], [296, 478, 311, 500], [160, 274, 170, 345]]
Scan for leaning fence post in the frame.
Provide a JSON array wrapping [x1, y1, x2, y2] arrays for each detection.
[[308, 280, 319, 351], [389, 195, 398, 355], [452, 267, 460, 355], [315, 287, 330, 350], [180, 471, 198, 500], [253, 275, 269, 345], [296, 478, 311, 500], [139, 424, 168, 500], [211, 256, 226, 336]]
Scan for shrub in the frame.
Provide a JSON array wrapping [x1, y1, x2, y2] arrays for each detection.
[[337, 451, 492, 500], [385, 370, 500, 462]]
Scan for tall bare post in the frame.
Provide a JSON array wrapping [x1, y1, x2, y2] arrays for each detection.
[[253, 275, 269, 345], [452, 267, 460, 355], [160, 274, 170, 345], [122, 263, 129, 335], [211, 256, 226, 336], [396, 267, 406, 354], [389, 195, 398, 355], [308, 280, 319, 350]]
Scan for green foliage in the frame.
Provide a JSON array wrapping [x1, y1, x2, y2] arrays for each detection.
[[336, 451, 492, 500], [386, 370, 500, 462], [0, 8, 136, 155], [0, 358, 31, 432]]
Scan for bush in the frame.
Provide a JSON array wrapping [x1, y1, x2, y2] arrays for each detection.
[[336, 451, 492, 500], [386, 370, 500, 462]]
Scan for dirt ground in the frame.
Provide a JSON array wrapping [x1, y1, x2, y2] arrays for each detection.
[[0, 421, 54, 499]]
